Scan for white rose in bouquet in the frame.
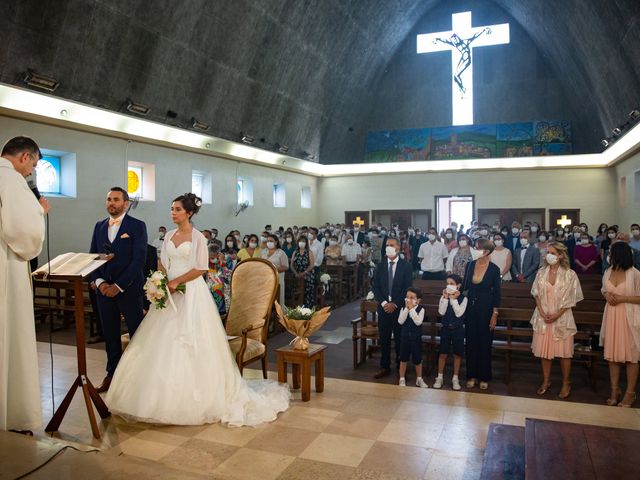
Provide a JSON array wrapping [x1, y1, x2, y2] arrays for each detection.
[[366, 291, 374, 300]]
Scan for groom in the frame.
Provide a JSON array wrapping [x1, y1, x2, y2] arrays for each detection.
[[90, 187, 147, 393]]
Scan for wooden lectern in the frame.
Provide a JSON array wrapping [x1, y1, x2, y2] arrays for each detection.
[[33, 253, 113, 439]]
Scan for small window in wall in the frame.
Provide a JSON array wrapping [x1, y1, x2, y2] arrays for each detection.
[[301, 186, 311, 209], [635, 170, 640, 204], [192, 173, 204, 198], [36, 155, 61, 194], [273, 182, 286, 208], [620, 175, 628, 207], [237, 176, 253, 205], [128, 161, 155, 201]]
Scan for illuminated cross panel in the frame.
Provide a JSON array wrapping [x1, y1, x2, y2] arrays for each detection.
[[417, 11, 510, 126], [353, 216, 365, 227], [556, 215, 572, 228]]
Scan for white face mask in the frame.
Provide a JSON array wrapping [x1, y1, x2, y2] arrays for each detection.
[[249, 242, 258, 248], [347, 239, 354, 245], [512, 228, 520, 235], [404, 297, 418, 305], [385, 246, 397, 258], [329, 240, 337, 246], [266, 241, 275, 249], [539, 235, 547, 242], [446, 284, 458, 294], [521, 238, 529, 247], [226, 241, 234, 248], [531, 226, 538, 233], [608, 233, 616, 239], [428, 234, 436, 241], [260, 236, 266, 243], [546, 253, 559, 265], [298, 241, 306, 249], [286, 236, 292, 242], [631, 229, 640, 236], [471, 248, 485, 260], [307, 233, 314, 239], [574, 232, 581, 239], [445, 233, 453, 239], [459, 240, 468, 248], [579, 226, 586, 232], [494, 239, 503, 247], [580, 239, 589, 245], [479, 229, 488, 236], [159, 231, 165, 239]]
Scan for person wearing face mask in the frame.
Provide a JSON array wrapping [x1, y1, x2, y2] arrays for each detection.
[[536, 231, 550, 267], [564, 226, 582, 269], [237, 234, 262, 261], [206, 243, 230, 314], [573, 233, 600, 275], [477, 225, 490, 240], [530, 242, 583, 399], [341, 234, 362, 265], [307, 228, 324, 275], [281, 232, 297, 259], [325, 236, 343, 266], [417, 228, 448, 280], [434, 274, 467, 390], [500, 226, 509, 238], [461, 238, 501, 390], [410, 228, 426, 272], [445, 234, 473, 279], [554, 228, 565, 243], [221, 234, 239, 265], [152, 226, 167, 256], [369, 229, 383, 265], [600, 227, 618, 271], [490, 233, 512, 282], [209, 228, 222, 248], [511, 231, 540, 283], [629, 224, 640, 251], [371, 238, 413, 379], [530, 223, 540, 238], [506, 222, 522, 253], [614, 232, 640, 270], [397, 287, 429, 388], [443, 228, 458, 252], [595, 223, 609, 250], [291, 236, 316, 307], [261, 235, 289, 307], [379, 227, 389, 256], [600, 242, 640, 408]]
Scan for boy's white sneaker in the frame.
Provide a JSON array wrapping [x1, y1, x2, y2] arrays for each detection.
[[452, 377, 461, 391], [433, 376, 443, 389], [416, 378, 429, 389], [399, 378, 406, 386]]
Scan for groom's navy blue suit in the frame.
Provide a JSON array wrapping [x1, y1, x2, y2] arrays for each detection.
[[90, 214, 147, 377]]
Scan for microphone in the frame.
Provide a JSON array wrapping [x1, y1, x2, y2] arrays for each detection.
[[27, 176, 41, 199]]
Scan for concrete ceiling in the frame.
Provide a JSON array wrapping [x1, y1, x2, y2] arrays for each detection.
[[0, 0, 639, 163]]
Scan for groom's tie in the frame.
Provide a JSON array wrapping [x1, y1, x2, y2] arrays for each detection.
[[388, 261, 395, 302]]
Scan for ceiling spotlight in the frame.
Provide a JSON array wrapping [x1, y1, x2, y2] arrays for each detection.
[[612, 127, 622, 136], [629, 109, 640, 120], [126, 98, 150, 116], [601, 139, 610, 148], [23, 69, 59, 92], [278, 145, 289, 154], [59, 109, 68, 117], [303, 151, 317, 161], [191, 117, 209, 131], [241, 134, 255, 144]]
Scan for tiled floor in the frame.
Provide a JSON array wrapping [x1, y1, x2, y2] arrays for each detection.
[[3, 342, 639, 480]]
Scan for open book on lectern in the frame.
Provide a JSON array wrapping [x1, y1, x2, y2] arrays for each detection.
[[33, 252, 111, 278]]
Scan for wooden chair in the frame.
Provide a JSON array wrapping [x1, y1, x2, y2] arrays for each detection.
[[225, 258, 279, 377], [351, 300, 380, 368]]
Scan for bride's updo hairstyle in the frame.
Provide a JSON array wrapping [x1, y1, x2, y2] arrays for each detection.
[[173, 193, 202, 218]]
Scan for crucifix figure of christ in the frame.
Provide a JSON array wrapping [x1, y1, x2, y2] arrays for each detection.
[[417, 11, 510, 126]]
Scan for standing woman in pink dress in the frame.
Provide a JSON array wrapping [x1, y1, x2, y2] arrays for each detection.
[[600, 242, 640, 408], [530, 242, 583, 399]]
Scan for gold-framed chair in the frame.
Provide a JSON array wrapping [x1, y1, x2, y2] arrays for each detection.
[[225, 258, 279, 377]]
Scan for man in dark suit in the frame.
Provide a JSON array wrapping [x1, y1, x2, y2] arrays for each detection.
[[505, 221, 522, 253], [510, 231, 540, 282], [90, 187, 147, 392], [371, 238, 413, 379], [353, 226, 366, 246]]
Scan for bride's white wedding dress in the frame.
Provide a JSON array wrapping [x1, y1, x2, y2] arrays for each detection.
[[105, 228, 290, 426]]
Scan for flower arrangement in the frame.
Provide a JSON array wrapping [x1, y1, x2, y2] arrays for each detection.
[[366, 291, 375, 300], [275, 302, 331, 350], [144, 270, 185, 311], [319, 273, 331, 285]]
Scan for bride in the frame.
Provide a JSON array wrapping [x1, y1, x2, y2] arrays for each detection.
[[105, 193, 290, 426]]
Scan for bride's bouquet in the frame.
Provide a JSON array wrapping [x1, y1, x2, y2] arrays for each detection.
[[144, 271, 186, 311]]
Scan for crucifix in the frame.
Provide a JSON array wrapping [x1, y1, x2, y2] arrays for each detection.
[[353, 216, 365, 227], [556, 215, 572, 229], [417, 11, 510, 126]]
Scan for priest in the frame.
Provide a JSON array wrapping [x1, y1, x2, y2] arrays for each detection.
[[0, 136, 49, 434]]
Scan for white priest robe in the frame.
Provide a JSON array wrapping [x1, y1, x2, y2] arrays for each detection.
[[0, 157, 45, 431]]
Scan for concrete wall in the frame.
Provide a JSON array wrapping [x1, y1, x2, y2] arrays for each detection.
[[317, 167, 618, 230], [614, 150, 640, 229], [0, 116, 319, 259]]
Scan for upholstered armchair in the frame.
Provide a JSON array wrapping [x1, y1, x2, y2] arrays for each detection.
[[225, 258, 279, 377]]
